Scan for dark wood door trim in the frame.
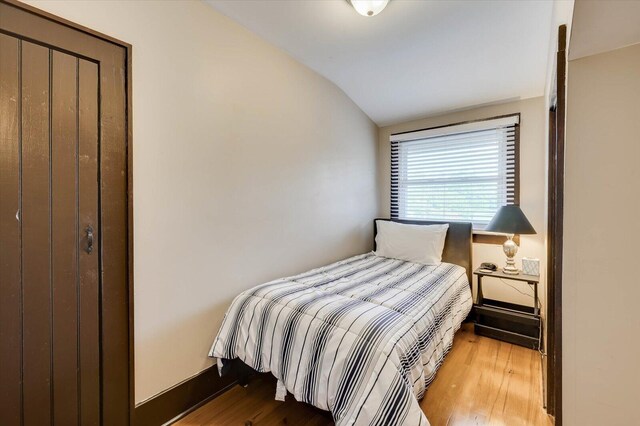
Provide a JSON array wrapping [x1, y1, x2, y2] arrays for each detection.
[[2, 0, 130, 48], [0, 1, 134, 423], [546, 24, 566, 424]]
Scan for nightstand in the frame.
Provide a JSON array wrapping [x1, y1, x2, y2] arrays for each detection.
[[473, 267, 541, 349]]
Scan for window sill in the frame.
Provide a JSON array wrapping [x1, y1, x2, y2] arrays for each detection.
[[473, 231, 520, 245]]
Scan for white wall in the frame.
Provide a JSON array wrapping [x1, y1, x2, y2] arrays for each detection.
[[563, 43, 640, 425], [24, 0, 379, 403], [378, 97, 547, 308]]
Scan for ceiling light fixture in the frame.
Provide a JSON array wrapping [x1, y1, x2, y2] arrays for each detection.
[[349, 0, 390, 17]]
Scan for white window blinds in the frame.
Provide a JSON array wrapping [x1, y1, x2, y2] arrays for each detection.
[[390, 115, 519, 229]]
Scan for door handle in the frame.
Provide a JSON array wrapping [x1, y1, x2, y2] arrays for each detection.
[[86, 225, 94, 254]]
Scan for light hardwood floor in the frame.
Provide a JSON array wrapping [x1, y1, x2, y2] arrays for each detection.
[[177, 324, 552, 426]]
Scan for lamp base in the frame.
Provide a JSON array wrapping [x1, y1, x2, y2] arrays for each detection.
[[502, 235, 520, 275], [502, 265, 520, 275]]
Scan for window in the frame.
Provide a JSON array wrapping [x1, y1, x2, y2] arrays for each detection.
[[390, 114, 519, 229]]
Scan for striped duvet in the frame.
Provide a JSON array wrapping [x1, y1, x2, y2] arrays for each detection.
[[209, 252, 472, 425]]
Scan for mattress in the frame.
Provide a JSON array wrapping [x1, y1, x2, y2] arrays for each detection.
[[209, 252, 472, 426]]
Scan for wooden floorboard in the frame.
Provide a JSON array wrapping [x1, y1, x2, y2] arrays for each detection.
[[176, 324, 552, 425]]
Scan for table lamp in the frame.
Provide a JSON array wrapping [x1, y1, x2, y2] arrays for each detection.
[[485, 205, 536, 275]]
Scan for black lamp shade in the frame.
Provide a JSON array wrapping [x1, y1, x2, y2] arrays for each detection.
[[485, 205, 536, 235]]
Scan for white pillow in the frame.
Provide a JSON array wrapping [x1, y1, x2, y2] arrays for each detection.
[[375, 220, 449, 265]]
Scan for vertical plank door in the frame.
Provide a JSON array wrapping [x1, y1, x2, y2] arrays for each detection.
[[0, 1, 130, 423], [0, 38, 101, 426]]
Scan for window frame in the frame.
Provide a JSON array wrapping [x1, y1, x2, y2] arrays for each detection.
[[390, 113, 521, 244]]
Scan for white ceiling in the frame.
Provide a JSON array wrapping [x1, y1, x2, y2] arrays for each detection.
[[206, 0, 554, 126], [570, 0, 640, 60]]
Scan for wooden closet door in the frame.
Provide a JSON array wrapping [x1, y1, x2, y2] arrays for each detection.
[[0, 1, 131, 424], [0, 35, 100, 426]]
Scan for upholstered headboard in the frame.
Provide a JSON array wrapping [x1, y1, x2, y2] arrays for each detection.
[[373, 218, 473, 285]]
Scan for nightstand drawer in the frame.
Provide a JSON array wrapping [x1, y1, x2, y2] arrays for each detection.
[[474, 324, 540, 349], [474, 300, 541, 349], [475, 305, 540, 335]]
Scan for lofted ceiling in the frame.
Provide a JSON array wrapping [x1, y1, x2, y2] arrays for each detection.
[[206, 0, 555, 126]]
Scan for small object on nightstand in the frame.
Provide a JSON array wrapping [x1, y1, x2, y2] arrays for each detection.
[[473, 267, 541, 349], [522, 258, 540, 276], [479, 262, 497, 272], [484, 205, 536, 275]]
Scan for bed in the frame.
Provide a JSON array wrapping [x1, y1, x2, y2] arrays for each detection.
[[209, 219, 473, 426]]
